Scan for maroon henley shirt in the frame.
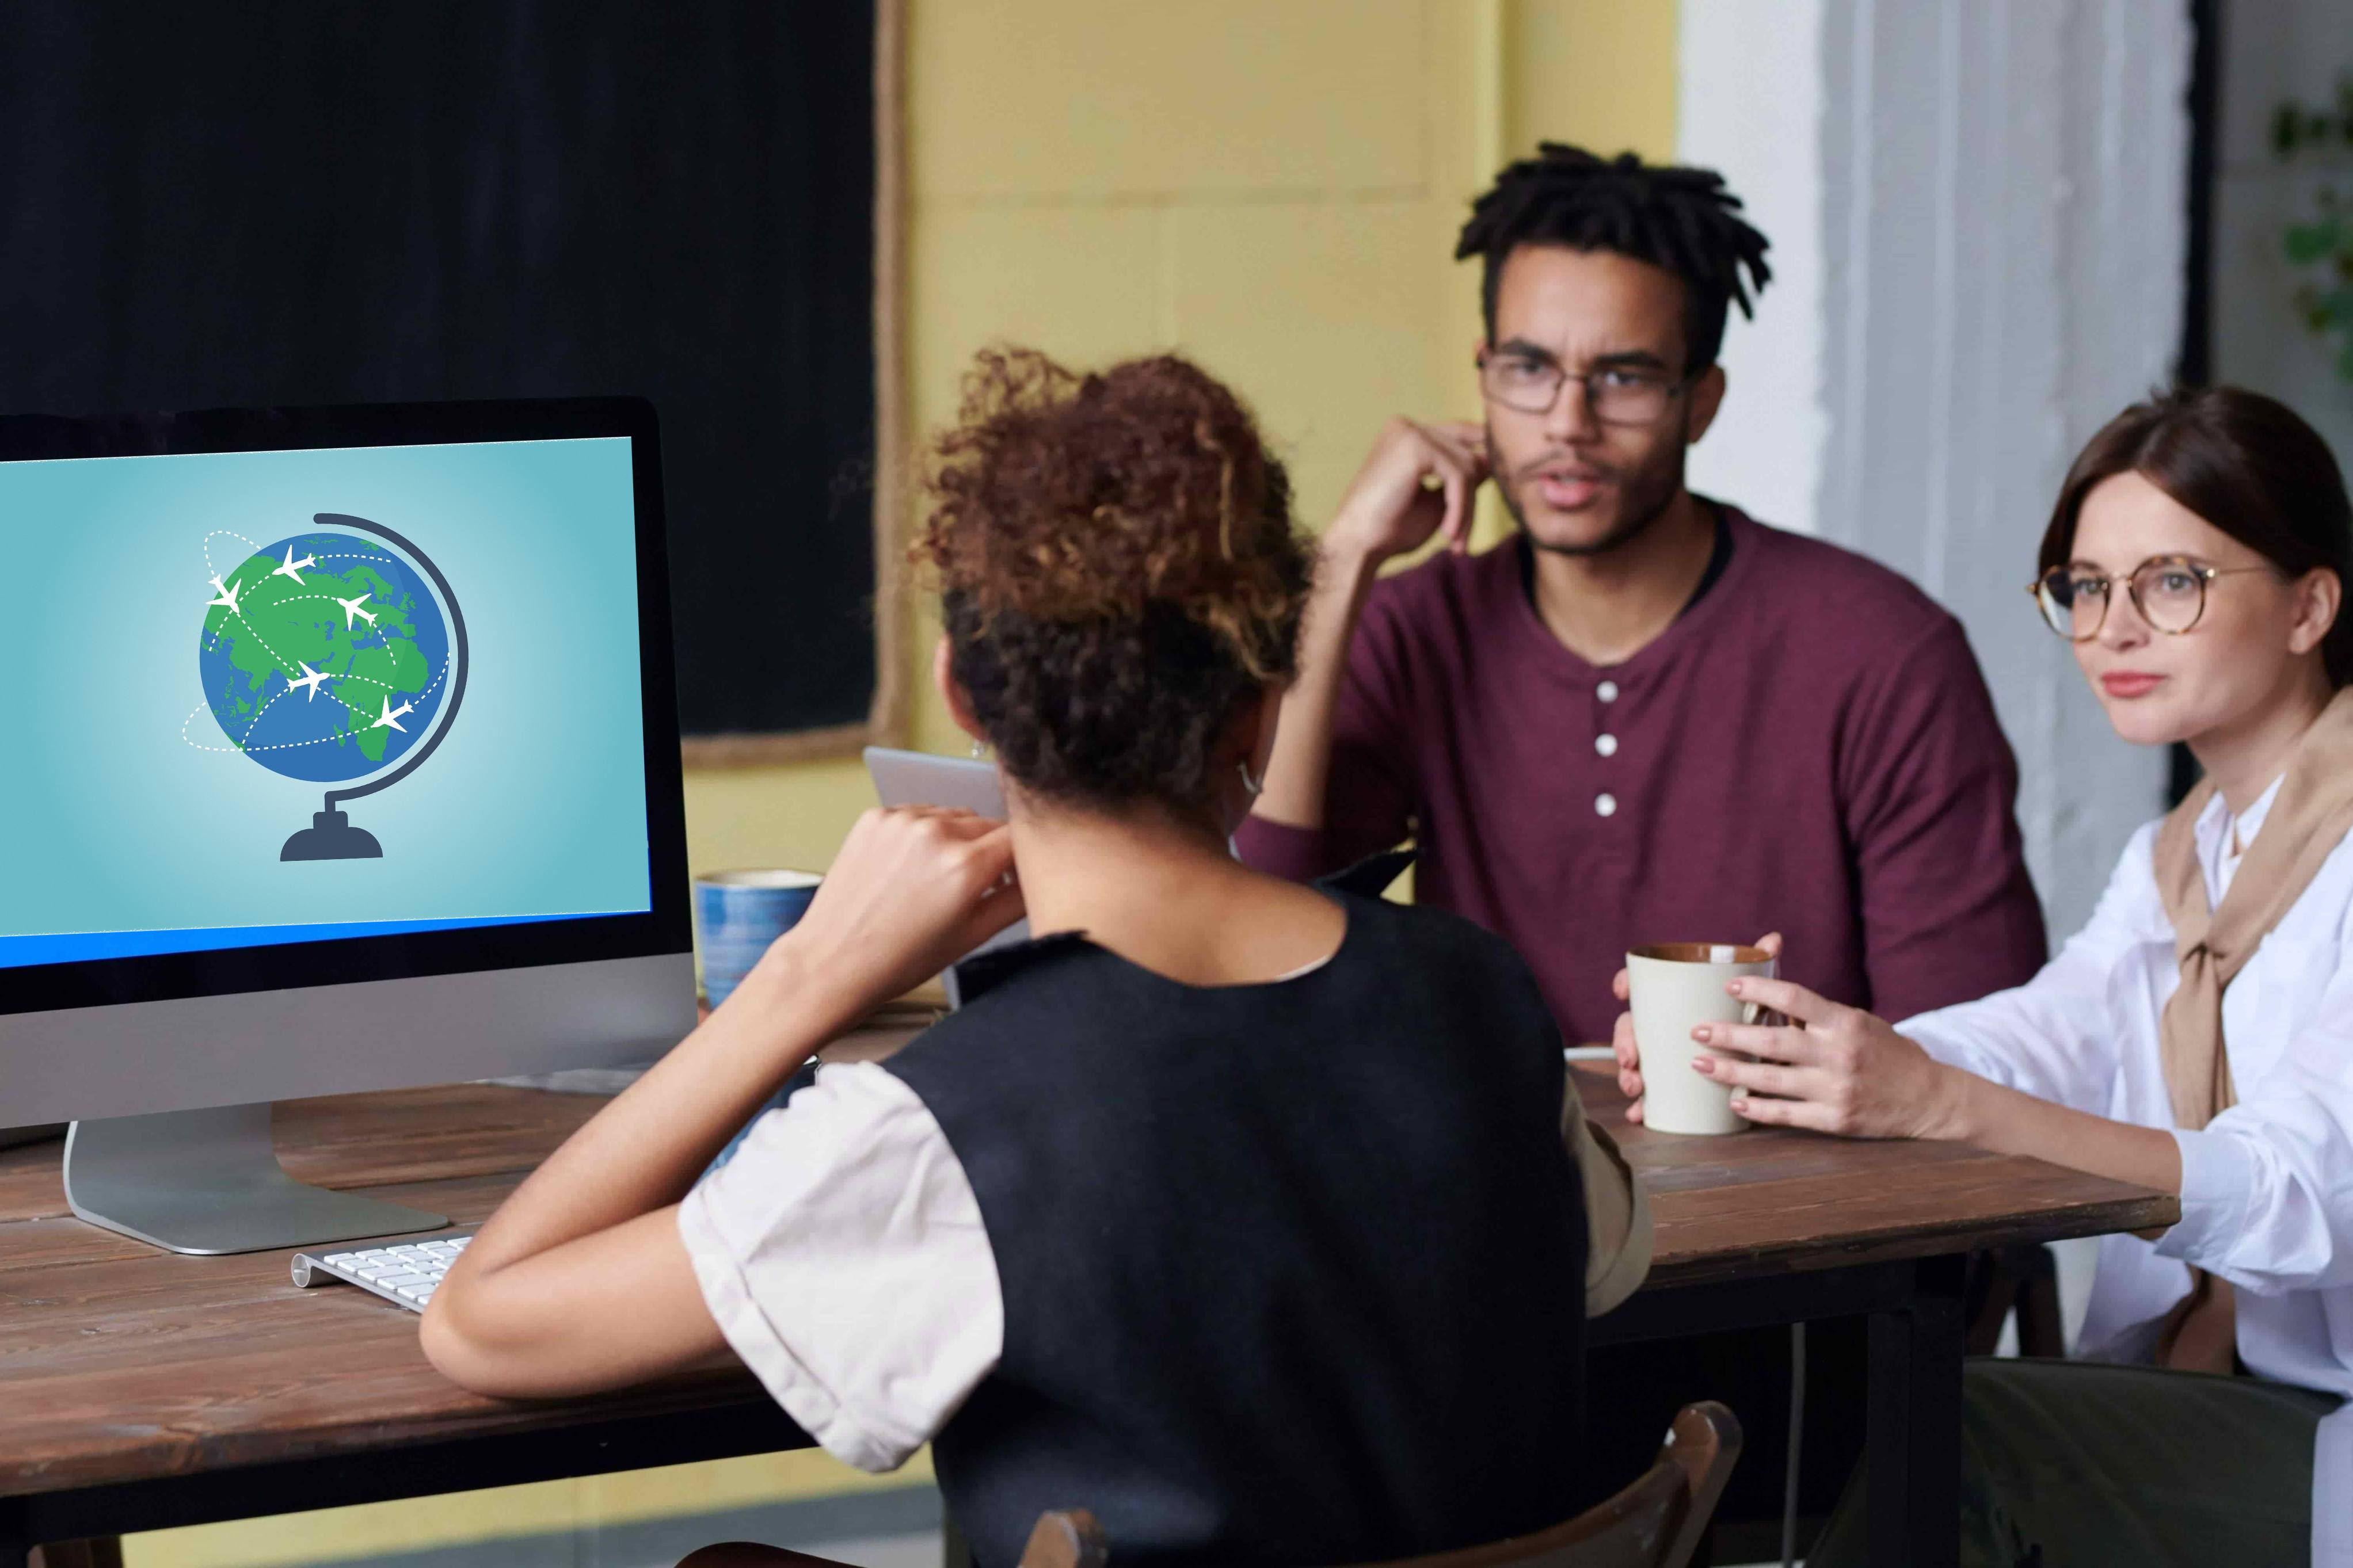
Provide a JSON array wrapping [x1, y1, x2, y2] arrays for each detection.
[[1235, 505, 2049, 1045]]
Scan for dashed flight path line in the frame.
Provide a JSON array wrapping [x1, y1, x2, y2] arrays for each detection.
[[189, 537, 450, 757], [190, 648, 452, 754], [181, 700, 357, 755], [200, 530, 260, 582]]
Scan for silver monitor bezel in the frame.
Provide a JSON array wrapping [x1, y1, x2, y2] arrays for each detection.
[[0, 397, 695, 1123]]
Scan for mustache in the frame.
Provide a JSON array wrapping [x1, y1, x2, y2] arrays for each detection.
[[1503, 452, 1617, 485]]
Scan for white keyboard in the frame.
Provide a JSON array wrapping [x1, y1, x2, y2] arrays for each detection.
[[290, 1234, 471, 1312]]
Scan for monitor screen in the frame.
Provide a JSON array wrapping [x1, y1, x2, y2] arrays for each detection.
[[0, 402, 687, 1016]]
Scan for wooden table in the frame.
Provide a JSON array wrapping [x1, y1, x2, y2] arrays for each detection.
[[1579, 1065, 2175, 1564], [0, 1069, 2175, 1568]]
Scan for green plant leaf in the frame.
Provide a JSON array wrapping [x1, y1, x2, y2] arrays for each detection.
[[2287, 220, 2340, 264]]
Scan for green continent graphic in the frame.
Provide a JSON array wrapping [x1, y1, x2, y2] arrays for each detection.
[[203, 551, 426, 763]]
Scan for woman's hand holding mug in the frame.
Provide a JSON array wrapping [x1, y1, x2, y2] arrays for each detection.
[[1609, 933, 1965, 1139], [1688, 978, 1963, 1140], [1609, 932, 1781, 1124]]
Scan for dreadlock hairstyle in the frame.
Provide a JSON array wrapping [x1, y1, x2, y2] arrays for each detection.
[[1456, 144, 1772, 373]]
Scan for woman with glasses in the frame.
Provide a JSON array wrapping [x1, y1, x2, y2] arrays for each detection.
[[1613, 384, 2353, 1565]]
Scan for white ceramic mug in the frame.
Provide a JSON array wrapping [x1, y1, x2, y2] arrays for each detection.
[[1625, 942, 1778, 1135]]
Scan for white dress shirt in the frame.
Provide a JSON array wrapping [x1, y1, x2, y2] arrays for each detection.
[[1897, 780, 2353, 1561], [679, 1049, 1652, 1477]]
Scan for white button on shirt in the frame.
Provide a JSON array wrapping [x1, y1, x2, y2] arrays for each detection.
[[1594, 793, 1617, 818], [1896, 777, 2353, 1562], [1594, 734, 1619, 758], [1596, 680, 1620, 703]]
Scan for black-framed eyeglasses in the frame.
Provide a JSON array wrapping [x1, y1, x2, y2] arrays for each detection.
[[2026, 555, 2278, 641], [1477, 349, 1690, 425]]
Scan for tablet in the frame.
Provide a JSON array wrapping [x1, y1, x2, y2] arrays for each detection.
[[862, 747, 1027, 1005], [863, 746, 1006, 818]]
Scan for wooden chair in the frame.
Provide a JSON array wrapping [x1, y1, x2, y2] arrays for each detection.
[[1356, 1402, 1742, 1568], [676, 1509, 1106, 1568], [674, 1401, 1740, 1568]]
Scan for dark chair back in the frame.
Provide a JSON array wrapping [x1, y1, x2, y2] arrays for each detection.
[[1341, 1402, 1743, 1568], [680, 1402, 1738, 1568], [1009, 1401, 1741, 1568]]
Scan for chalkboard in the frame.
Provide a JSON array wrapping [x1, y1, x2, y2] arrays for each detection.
[[0, 1, 898, 756]]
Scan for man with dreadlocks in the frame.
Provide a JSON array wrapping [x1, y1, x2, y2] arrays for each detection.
[[1236, 143, 2050, 1539], [1240, 144, 2046, 1043]]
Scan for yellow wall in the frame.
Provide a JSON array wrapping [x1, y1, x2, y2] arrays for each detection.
[[683, 0, 1679, 884], [1507, 0, 1681, 167], [128, 4, 1675, 1563]]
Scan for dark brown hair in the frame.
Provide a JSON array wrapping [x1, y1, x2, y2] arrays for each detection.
[[2040, 385, 2353, 686], [913, 348, 1312, 814]]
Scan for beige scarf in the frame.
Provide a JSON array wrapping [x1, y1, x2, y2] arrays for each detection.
[[2149, 685, 2353, 1372]]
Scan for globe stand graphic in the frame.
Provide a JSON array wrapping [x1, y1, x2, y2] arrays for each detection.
[[275, 513, 468, 863], [66, 512, 471, 1257], [282, 808, 382, 860]]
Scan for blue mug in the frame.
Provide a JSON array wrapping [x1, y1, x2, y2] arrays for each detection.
[[694, 868, 823, 1008]]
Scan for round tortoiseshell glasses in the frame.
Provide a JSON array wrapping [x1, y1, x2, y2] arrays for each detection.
[[2026, 556, 2277, 641]]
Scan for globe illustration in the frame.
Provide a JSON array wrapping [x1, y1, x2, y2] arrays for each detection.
[[195, 513, 467, 860]]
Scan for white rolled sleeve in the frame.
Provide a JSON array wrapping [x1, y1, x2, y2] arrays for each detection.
[[2160, 1126, 2264, 1280], [2156, 1057, 2353, 1296], [677, 1061, 1004, 1472]]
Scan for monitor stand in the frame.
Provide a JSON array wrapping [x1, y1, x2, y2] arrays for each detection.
[[64, 1102, 447, 1256]]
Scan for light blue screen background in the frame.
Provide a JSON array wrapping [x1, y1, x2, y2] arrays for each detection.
[[1, 437, 652, 963]]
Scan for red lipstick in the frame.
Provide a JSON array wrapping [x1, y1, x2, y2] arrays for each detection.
[[2101, 672, 2164, 699]]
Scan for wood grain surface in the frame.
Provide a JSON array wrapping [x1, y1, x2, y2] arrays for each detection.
[[1577, 1062, 2180, 1287], [1, 1062, 2176, 1499]]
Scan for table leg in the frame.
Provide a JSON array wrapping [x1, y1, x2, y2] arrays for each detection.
[[38, 1544, 127, 1568], [1865, 1254, 1966, 1567]]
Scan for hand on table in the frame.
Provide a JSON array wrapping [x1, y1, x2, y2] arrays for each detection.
[[1608, 932, 1781, 1124], [738, 806, 1025, 1031]]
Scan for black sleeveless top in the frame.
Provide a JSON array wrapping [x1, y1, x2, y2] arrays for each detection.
[[882, 857, 1588, 1567]]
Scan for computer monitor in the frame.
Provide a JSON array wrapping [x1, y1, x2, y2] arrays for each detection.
[[0, 398, 695, 1254]]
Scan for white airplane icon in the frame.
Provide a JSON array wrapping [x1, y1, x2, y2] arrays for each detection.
[[205, 575, 243, 615], [271, 545, 317, 584], [370, 695, 414, 732], [334, 593, 376, 628], [286, 662, 331, 702]]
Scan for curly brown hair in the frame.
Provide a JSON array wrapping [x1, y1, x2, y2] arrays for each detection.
[[913, 348, 1313, 814]]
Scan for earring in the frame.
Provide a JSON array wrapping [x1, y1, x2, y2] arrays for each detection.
[[1237, 759, 1265, 798], [969, 739, 988, 760]]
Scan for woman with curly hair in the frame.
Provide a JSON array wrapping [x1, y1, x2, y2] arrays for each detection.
[[422, 349, 1650, 1566]]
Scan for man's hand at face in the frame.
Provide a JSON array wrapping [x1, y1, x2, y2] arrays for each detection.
[[1251, 417, 1488, 833], [1325, 418, 1490, 569]]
